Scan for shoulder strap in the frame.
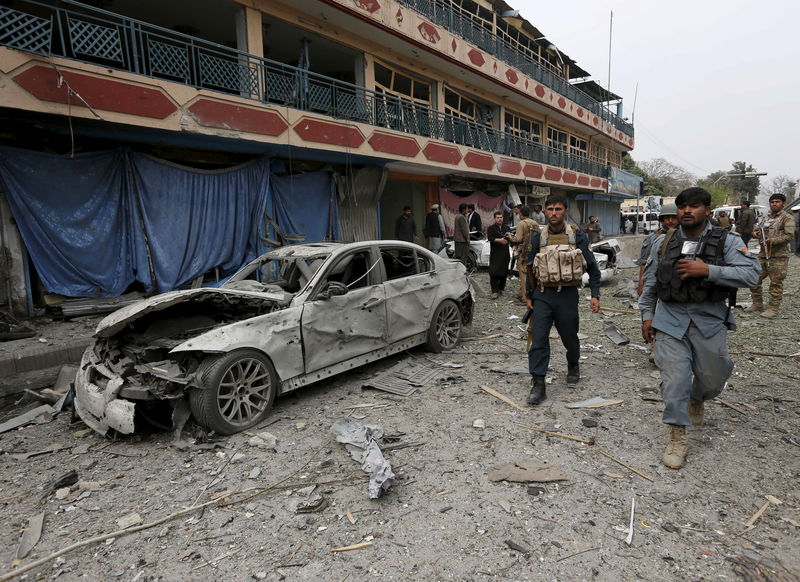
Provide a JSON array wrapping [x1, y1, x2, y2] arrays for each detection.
[[540, 225, 549, 246], [659, 228, 678, 261], [565, 223, 576, 245]]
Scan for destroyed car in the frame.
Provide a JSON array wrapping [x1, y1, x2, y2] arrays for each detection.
[[584, 238, 622, 284], [75, 241, 474, 436]]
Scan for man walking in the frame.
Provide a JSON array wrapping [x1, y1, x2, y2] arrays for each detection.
[[639, 187, 759, 469], [453, 203, 470, 266], [737, 200, 756, 246], [525, 195, 601, 405], [584, 216, 602, 243], [424, 203, 446, 251], [487, 212, 511, 299], [531, 204, 546, 225], [746, 193, 795, 318], [507, 205, 539, 303], [395, 206, 416, 243]]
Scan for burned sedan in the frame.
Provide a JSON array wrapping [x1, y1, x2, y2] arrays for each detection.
[[75, 242, 474, 436]]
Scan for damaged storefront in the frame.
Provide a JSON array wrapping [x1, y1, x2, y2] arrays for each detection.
[[0, 146, 343, 315]]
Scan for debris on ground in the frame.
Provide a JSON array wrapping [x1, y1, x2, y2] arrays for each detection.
[[604, 323, 631, 345], [0, 405, 55, 433], [487, 458, 569, 483], [14, 511, 44, 562], [566, 397, 624, 409], [362, 359, 440, 396], [331, 417, 395, 498]]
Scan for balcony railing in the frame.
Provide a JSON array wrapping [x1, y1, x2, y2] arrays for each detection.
[[396, 0, 634, 139], [0, 0, 609, 178]]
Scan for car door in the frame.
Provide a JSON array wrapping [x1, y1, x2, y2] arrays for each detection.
[[301, 247, 387, 373], [380, 245, 439, 343]]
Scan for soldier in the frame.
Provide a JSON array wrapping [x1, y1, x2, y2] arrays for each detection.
[[525, 195, 601, 405], [737, 200, 756, 246], [717, 210, 732, 230], [746, 193, 796, 318], [506, 205, 539, 304]]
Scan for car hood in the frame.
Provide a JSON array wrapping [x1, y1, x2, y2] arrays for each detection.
[[95, 288, 287, 338]]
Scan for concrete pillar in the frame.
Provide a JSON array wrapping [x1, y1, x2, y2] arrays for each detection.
[[235, 7, 264, 56]]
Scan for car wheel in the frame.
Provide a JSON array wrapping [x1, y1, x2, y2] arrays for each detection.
[[190, 349, 277, 435], [425, 300, 462, 352]]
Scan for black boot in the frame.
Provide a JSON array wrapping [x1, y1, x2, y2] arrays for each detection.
[[528, 375, 546, 405], [567, 362, 580, 385]]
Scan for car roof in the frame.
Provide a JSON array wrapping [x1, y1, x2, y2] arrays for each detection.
[[262, 240, 434, 261]]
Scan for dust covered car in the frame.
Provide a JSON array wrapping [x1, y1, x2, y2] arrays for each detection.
[[74, 241, 474, 436]]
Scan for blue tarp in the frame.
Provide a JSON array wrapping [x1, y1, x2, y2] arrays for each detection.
[[0, 146, 338, 297], [130, 154, 270, 291], [0, 147, 150, 297], [271, 171, 339, 243]]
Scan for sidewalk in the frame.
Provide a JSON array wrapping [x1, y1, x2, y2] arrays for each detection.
[[0, 315, 99, 400]]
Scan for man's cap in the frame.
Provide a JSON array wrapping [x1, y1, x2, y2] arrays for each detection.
[[741, 200, 751, 206], [769, 193, 786, 202], [431, 204, 439, 210], [659, 203, 678, 217]]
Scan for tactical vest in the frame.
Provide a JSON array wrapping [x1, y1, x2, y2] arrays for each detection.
[[655, 226, 734, 303], [533, 224, 586, 291]]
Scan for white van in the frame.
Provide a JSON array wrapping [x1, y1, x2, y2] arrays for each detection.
[[621, 211, 659, 234]]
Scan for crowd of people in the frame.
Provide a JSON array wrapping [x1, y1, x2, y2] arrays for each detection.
[[395, 188, 795, 470]]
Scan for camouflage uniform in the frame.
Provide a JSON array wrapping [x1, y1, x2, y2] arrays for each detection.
[[750, 210, 796, 310]]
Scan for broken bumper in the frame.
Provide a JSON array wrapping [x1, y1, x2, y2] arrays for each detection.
[[74, 348, 136, 435]]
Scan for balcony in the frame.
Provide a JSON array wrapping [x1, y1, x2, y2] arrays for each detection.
[[0, 0, 608, 179], [396, 0, 634, 139]]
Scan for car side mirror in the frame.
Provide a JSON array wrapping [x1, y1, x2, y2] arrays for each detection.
[[321, 281, 348, 299]]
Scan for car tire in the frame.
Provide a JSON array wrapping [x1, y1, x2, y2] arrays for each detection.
[[425, 300, 462, 352], [190, 349, 278, 435]]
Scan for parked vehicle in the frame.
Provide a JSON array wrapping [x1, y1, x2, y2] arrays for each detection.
[[712, 204, 766, 230], [440, 232, 491, 271], [440, 228, 621, 285], [621, 212, 659, 234], [75, 241, 474, 436]]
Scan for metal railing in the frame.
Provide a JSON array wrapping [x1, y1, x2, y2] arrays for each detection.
[[396, 0, 634, 138], [0, 0, 609, 177]]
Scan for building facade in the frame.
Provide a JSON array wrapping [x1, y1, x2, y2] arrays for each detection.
[[0, 0, 634, 313]]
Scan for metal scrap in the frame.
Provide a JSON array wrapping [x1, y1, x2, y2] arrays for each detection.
[[14, 512, 45, 562], [362, 360, 440, 396], [604, 324, 630, 345], [331, 417, 395, 499], [0, 405, 56, 434]]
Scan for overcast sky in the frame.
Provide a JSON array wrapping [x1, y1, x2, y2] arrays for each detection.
[[515, 0, 799, 185]]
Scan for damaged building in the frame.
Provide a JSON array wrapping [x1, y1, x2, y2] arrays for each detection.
[[0, 0, 636, 313]]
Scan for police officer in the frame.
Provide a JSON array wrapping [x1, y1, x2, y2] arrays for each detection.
[[747, 193, 796, 318], [639, 187, 760, 469], [636, 204, 679, 296]]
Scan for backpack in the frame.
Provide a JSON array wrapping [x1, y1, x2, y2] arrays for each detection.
[[533, 224, 586, 290]]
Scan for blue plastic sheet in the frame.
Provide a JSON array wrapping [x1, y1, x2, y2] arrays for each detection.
[[271, 171, 339, 243], [129, 154, 270, 291], [0, 147, 338, 297], [0, 147, 150, 297]]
